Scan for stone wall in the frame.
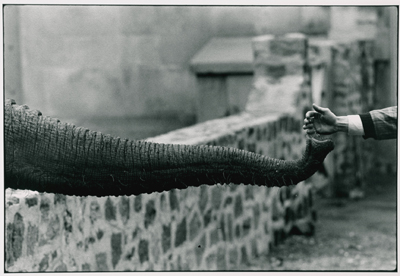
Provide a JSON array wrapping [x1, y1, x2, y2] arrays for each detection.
[[5, 31, 322, 272], [5, 112, 318, 272]]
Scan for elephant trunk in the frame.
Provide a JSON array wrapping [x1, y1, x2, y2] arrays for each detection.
[[5, 99, 334, 197]]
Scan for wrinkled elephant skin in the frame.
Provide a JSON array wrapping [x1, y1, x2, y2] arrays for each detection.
[[5, 99, 334, 196]]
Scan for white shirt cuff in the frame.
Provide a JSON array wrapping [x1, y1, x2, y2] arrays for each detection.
[[347, 115, 365, 136]]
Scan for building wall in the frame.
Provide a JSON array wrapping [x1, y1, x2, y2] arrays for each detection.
[[5, 5, 330, 124]]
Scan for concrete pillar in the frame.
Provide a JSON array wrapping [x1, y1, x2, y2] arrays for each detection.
[[246, 33, 310, 118]]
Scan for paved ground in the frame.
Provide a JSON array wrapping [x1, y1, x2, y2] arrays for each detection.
[[241, 172, 397, 271]]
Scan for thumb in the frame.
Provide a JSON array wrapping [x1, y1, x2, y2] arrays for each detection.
[[312, 103, 328, 114]]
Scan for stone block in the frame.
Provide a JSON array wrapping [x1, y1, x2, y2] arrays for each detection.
[[84, 236, 95, 251], [25, 196, 38, 207], [39, 254, 49, 272], [40, 197, 51, 221], [138, 239, 149, 264], [26, 223, 38, 256], [198, 185, 208, 212], [253, 33, 307, 68], [63, 210, 72, 233], [6, 223, 13, 267], [96, 229, 104, 240], [242, 217, 251, 237], [285, 206, 295, 224], [217, 247, 227, 270], [46, 215, 60, 240], [82, 263, 91, 271], [111, 233, 122, 268], [223, 196, 233, 207], [211, 186, 222, 209], [132, 227, 140, 241], [89, 201, 101, 223], [12, 213, 24, 261], [245, 186, 254, 200], [205, 252, 217, 270], [134, 194, 142, 212], [55, 263, 67, 272], [209, 226, 219, 245], [235, 224, 241, 239], [203, 209, 212, 227], [144, 200, 156, 228], [175, 217, 187, 247], [189, 212, 202, 240], [169, 189, 179, 211], [160, 194, 167, 211], [240, 246, 249, 265], [105, 197, 116, 221], [251, 238, 259, 257], [54, 194, 66, 205], [95, 252, 109, 271], [219, 214, 226, 241], [234, 194, 243, 218], [151, 239, 160, 264], [273, 229, 286, 246], [229, 247, 238, 266], [253, 203, 261, 229], [195, 234, 206, 267], [227, 214, 233, 241], [119, 196, 130, 224], [264, 221, 269, 235]]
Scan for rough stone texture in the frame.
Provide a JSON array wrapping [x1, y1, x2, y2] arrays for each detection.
[[26, 223, 39, 256], [132, 195, 142, 213], [138, 239, 149, 264], [162, 224, 171, 253], [314, 39, 377, 197], [246, 33, 308, 116], [189, 212, 202, 241], [5, 33, 326, 272], [144, 200, 156, 228], [175, 218, 187, 247], [169, 189, 179, 211], [119, 196, 130, 224], [25, 196, 38, 207], [96, 253, 109, 271], [234, 194, 243, 218], [111, 233, 122, 269]]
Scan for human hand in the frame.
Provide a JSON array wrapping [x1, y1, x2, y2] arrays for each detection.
[[303, 104, 342, 135]]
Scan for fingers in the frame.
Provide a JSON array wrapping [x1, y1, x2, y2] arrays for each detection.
[[303, 104, 330, 135], [312, 103, 329, 114], [305, 110, 319, 119], [302, 123, 316, 134], [303, 118, 316, 135]]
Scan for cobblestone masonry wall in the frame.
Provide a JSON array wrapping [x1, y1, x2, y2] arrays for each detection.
[[5, 33, 320, 272], [5, 113, 317, 272]]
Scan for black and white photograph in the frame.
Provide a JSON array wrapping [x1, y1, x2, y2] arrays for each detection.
[[3, 2, 398, 273]]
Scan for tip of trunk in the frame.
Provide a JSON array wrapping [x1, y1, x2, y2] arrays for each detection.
[[305, 136, 335, 164]]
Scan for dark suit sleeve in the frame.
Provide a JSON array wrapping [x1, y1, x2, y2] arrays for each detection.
[[359, 106, 397, 140]]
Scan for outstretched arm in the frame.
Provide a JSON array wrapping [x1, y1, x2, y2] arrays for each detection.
[[303, 104, 397, 140]]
